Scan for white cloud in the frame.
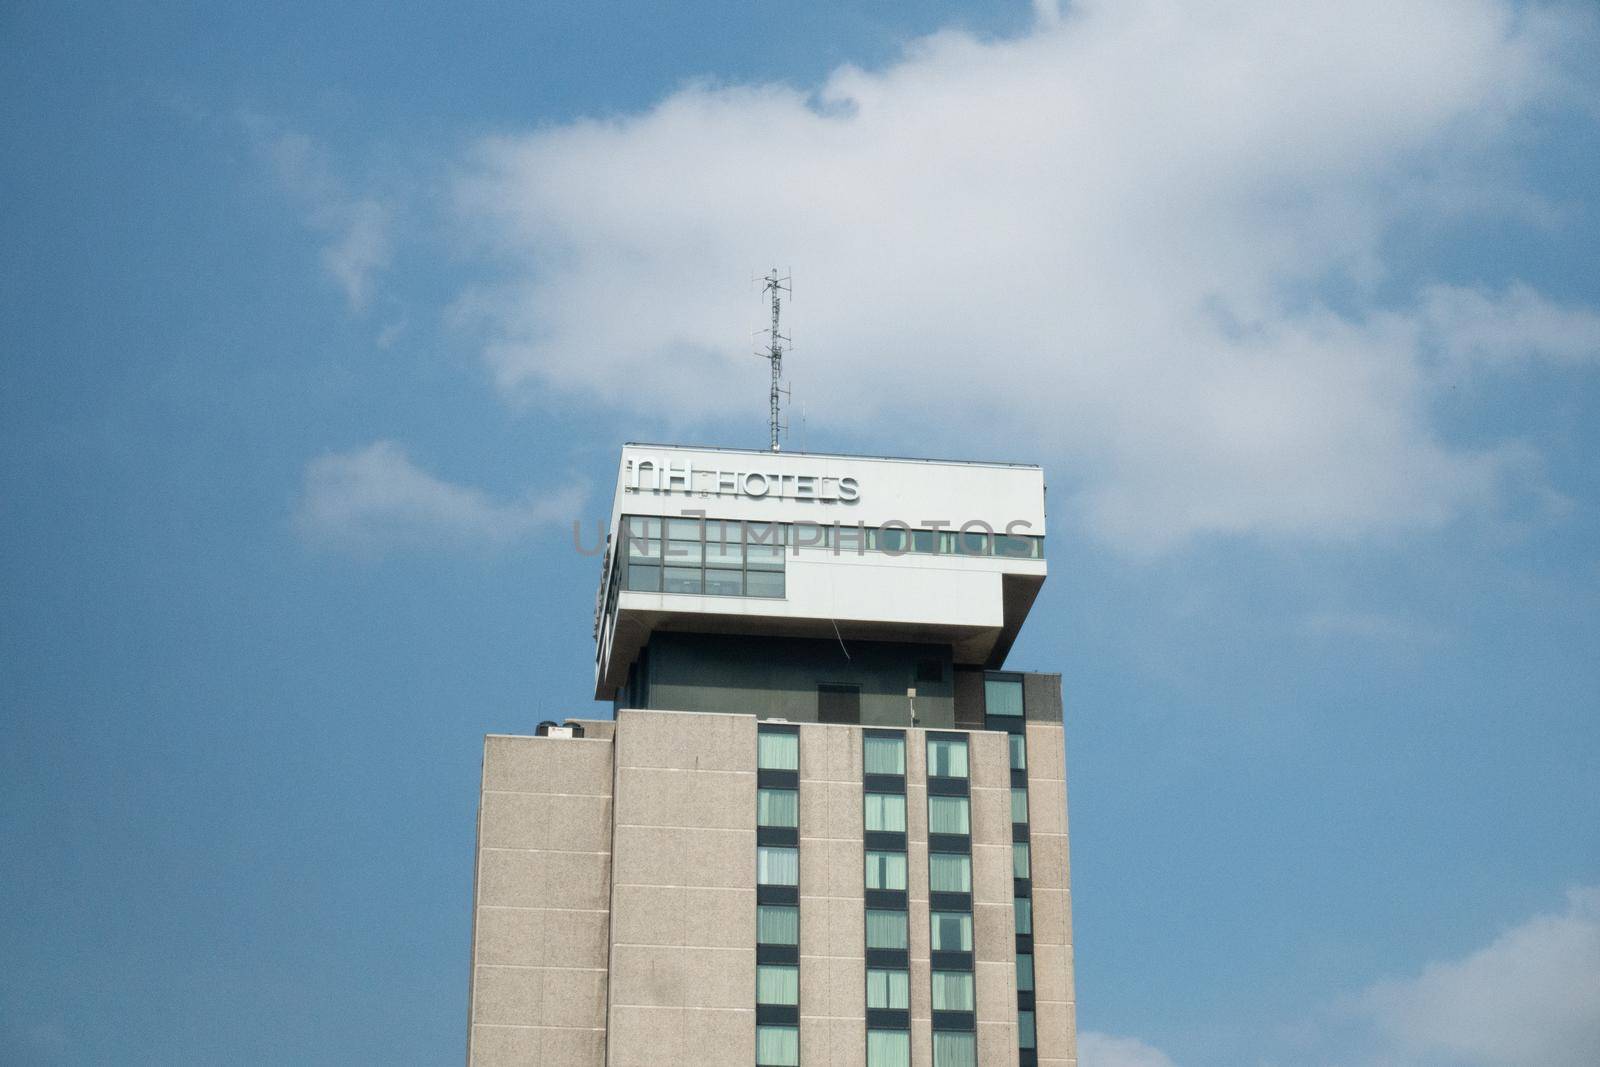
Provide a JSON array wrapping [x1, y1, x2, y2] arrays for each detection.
[[451, 0, 1600, 553], [1080, 1031, 1179, 1067], [294, 440, 584, 553], [247, 118, 393, 313], [1353, 887, 1600, 1067]]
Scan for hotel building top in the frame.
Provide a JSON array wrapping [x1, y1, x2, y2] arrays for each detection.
[[468, 444, 1077, 1067]]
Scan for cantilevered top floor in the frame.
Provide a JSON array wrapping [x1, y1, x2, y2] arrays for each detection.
[[594, 444, 1048, 702]]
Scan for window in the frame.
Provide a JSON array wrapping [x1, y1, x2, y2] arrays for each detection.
[[746, 569, 785, 597], [758, 846, 799, 886], [758, 787, 798, 828], [985, 677, 1024, 717], [952, 527, 990, 556], [931, 971, 974, 1011], [818, 683, 861, 725], [1018, 1010, 1037, 1049], [866, 909, 908, 949], [621, 514, 785, 600], [704, 567, 742, 595], [1010, 788, 1029, 825], [1013, 842, 1031, 879], [930, 911, 973, 952], [757, 904, 799, 945], [866, 968, 909, 1010], [927, 737, 969, 778], [864, 735, 905, 775], [932, 1031, 977, 1067], [867, 1030, 911, 1067], [994, 533, 1040, 558], [1008, 734, 1027, 771], [705, 519, 743, 566], [1016, 953, 1035, 992], [758, 731, 798, 770], [757, 964, 799, 1006], [756, 1024, 800, 1066], [663, 566, 702, 594], [928, 796, 971, 835], [865, 851, 908, 891], [928, 853, 972, 894], [865, 793, 907, 833], [1013, 897, 1032, 935]]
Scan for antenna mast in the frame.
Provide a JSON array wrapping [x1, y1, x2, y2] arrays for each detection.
[[759, 268, 791, 452]]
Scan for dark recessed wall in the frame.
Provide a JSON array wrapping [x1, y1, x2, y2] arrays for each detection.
[[621, 632, 957, 728]]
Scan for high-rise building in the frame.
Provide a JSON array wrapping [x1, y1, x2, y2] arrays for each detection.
[[466, 444, 1076, 1067]]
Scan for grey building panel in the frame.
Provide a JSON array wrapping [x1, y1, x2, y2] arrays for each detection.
[[1022, 671, 1064, 723]]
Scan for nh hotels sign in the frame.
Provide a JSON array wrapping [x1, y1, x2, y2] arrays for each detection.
[[625, 456, 860, 503]]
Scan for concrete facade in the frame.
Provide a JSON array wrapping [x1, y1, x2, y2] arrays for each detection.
[[466, 708, 1076, 1066]]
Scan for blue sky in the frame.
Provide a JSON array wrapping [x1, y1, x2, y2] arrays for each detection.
[[3, 2, 1598, 1064]]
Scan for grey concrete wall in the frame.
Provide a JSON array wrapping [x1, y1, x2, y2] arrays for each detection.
[[643, 633, 955, 726], [798, 723, 867, 1065], [606, 709, 758, 1067], [1026, 722, 1076, 1067], [468, 735, 615, 1067]]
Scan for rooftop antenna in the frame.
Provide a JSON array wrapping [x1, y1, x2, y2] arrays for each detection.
[[756, 268, 792, 452]]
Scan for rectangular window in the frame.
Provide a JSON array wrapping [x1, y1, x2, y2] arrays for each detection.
[[663, 566, 702, 594], [867, 1030, 911, 1067], [931, 970, 974, 1011], [932, 1031, 977, 1067], [930, 911, 973, 952], [953, 528, 990, 556], [756, 964, 799, 1006], [927, 738, 969, 779], [993, 533, 1039, 558], [758, 788, 799, 828], [704, 519, 743, 566], [704, 568, 742, 596], [985, 677, 1024, 717], [1018, 1010, 1037, 1049], [625, 564, 661, 592], [746, 526, 786, 568], [1011, 788, 1029, 824], [1013, 842, 1031, 879], [757, 904, 799, 945], [865, 851, 908, 891], [818, 683, 861, 725], [746, 569, 785, 597], [866, 968, 909, 1010], [756, 1024, 800, 1067], [865, 793, 907, 833], [758, 846, 799, 887], [866, 909, 909, 949], [1016, 953, 1034, 992], [1014, 897, 1032, 935], [928, 795, 971, 835], [864, 735, 905, 775], [1008, 734, 1027, 771], [758, 731, 799, 770], [928, 853, 972, 894]]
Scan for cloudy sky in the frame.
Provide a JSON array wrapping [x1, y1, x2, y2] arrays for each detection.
[[3, 1, 1598, 1064]]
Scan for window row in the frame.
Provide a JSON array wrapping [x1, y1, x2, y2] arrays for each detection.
[[860, 793, 973, 835], [864, 1029, 985, 1065], [864, 1029, 983, 1067], [622, 515, 1045, 561], [864, 851, 978, 895]]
